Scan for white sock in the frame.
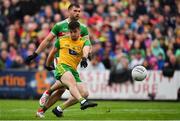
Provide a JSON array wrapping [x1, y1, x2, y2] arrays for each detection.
[[57, 106, 63, 112], [80, 99, 86, 104]]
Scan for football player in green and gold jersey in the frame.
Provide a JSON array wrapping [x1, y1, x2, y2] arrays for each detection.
[[45, 21, 97, 117], [24, 3, 94, 118]]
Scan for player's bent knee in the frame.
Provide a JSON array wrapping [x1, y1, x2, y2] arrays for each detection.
[[56, 89, 65, 94], [69, 82, 77, 88], [82, 91, 89, 98]]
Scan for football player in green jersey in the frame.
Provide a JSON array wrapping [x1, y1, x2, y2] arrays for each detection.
[[25, 4, 89, 62]]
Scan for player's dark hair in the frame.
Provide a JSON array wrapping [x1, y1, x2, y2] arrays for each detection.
[[68, 3, 80, 10], [68, 21, 80, 30]]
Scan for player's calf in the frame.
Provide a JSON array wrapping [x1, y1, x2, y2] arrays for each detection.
[[39, 90, 51, 107]]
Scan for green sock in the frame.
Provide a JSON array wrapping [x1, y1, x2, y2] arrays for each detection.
[[60, 104, 66, 110], [79, 97, 86, 104]]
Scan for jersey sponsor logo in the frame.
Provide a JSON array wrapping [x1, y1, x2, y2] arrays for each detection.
[[72, 46, 81, 51], [69, 49, 78, 55], [64, 44, 70, 47]]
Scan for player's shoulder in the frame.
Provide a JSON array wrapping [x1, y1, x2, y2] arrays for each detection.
[[56, 19, 68, 26], [79, 37, 87, 41], [79, 22, 87, 29]]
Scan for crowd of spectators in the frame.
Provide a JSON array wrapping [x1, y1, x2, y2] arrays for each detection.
[[0, 0, 180, 71]]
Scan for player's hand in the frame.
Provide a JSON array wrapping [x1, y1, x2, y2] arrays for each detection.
[[25, 52, 38, 65], [87, 53, 93, 61], [45, 65, 55, 71], [80, 57, 88, 68]]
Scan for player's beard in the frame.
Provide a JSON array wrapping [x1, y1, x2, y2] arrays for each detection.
[[72, 37, 78, 41], [71, 15, 79, 21], [71, 35, 79, 41]]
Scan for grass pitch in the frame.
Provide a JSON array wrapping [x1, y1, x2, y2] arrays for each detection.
[[0, 99, 180, 120]]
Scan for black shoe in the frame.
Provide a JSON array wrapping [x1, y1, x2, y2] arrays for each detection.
[[52, 107, 63, 117], [80, 100, 98, 110]]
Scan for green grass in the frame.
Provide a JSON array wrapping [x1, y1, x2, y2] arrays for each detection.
[[0, 100, 180, 120]]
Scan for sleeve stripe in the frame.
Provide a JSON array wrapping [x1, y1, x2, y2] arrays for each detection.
[[51, 31, 56, 35]]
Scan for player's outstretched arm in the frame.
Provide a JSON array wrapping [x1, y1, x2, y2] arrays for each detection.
[[45, 47, 58, 71], [83, 46, 91, 59], [81, 32, 92, 59], [80, 45, 91, 68], [25, 33, 55, 64], [35, 33, 55, 54]]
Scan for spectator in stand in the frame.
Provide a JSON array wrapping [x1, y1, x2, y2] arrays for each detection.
[[157, 53, 165, 70], [109, 53, 131, 85], [163, 54, 180, 77], [59, 0, 71, 12], [149, 56, 158, 70], [8, 45, 18, 62], [86, 53, 105, 71], [11, 54, 25, 69], [129, 50, 144, 69], [19, 41, 27, 60], [1, 0, 11, 22], [21, 22, 38, 44], [51, 0, 61, 14], [151, 40, 165, 60], [0, 49, 12, 69], [142, 59, 151, 70], [59, 0, 70, 19], [43, 5, 54, 23], [53, 14, 61, 23], [102, 50, 112, 70], [7, 25, 20, 47], [0, 41, 8, 51], [165, 52, 180, 70]]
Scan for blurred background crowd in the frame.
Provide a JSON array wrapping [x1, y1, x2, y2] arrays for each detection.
[[0, 0, 180, 71]]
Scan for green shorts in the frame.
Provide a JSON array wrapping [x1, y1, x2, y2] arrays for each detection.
[[54, 63, 82, 82]]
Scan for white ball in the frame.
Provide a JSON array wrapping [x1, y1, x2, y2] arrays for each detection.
[[132, 66, 147, 81]]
